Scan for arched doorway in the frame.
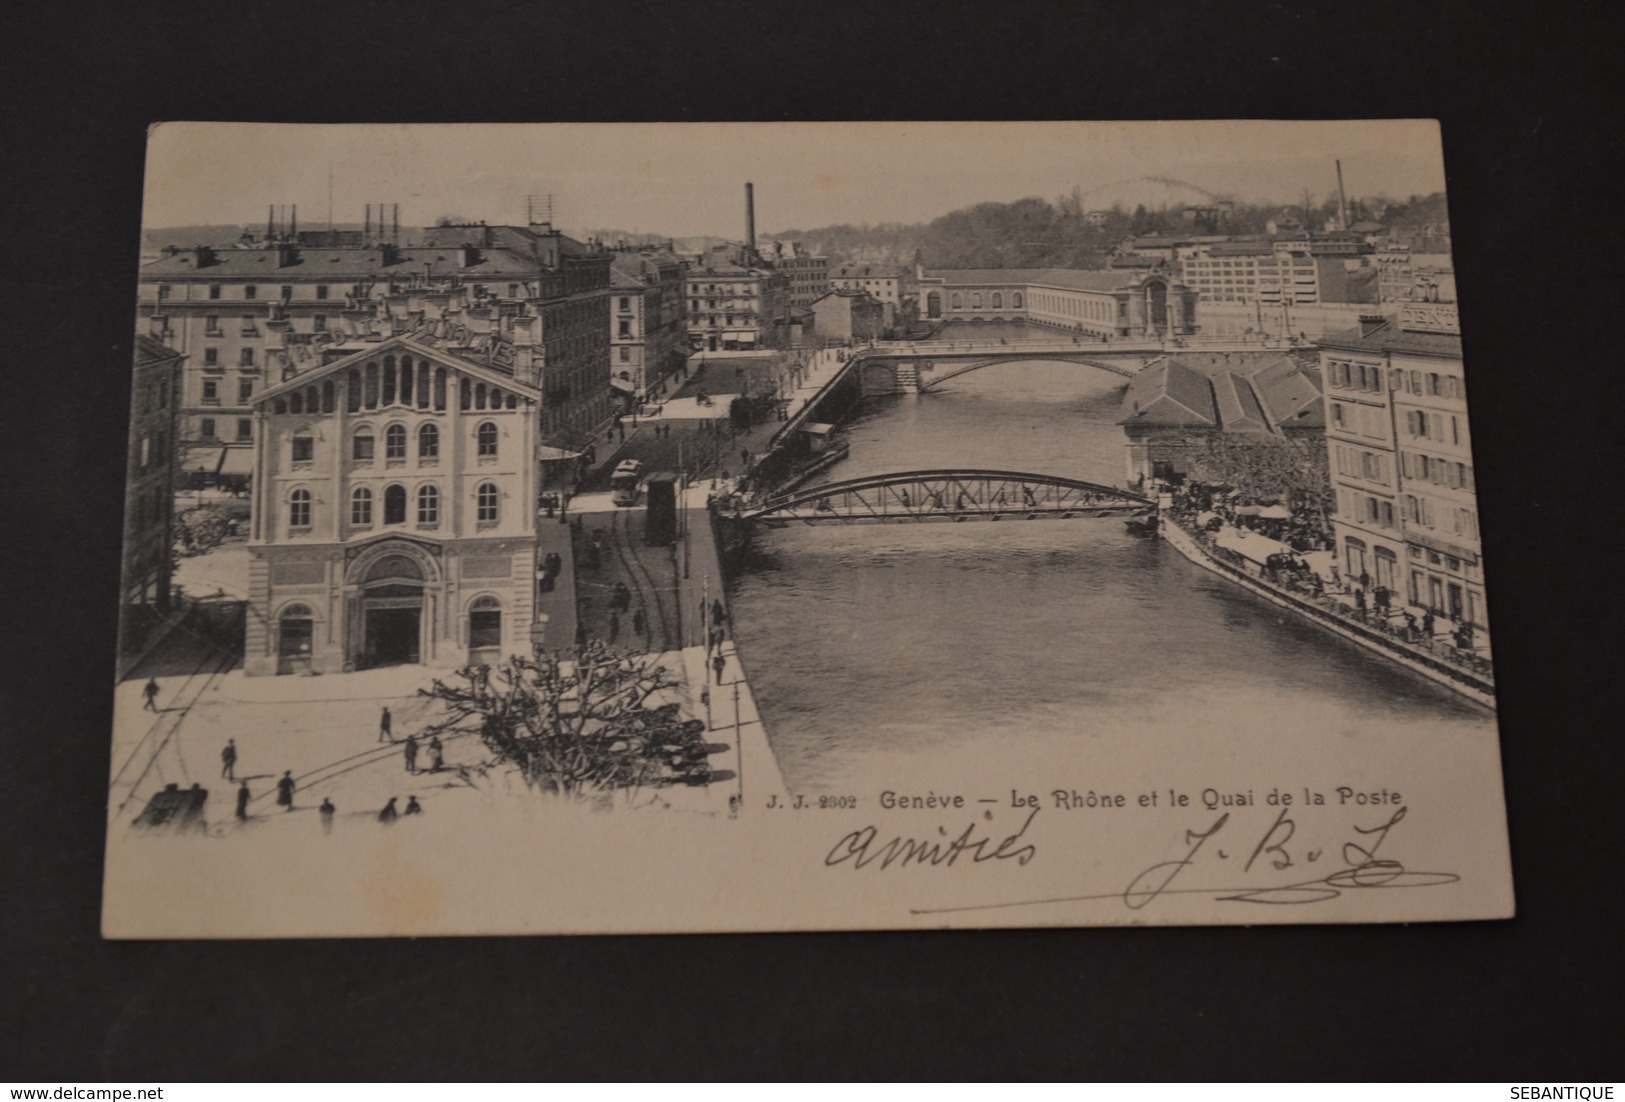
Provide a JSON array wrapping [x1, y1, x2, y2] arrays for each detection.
[[361, 552, 424, 667], [277, 603, 315, 675], [926, 292, 941, 319]]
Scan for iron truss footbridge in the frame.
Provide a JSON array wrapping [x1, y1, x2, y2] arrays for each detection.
[[734, 470, 1155, 526]]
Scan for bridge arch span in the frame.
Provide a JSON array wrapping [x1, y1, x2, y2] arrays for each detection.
[[736, 469, 1154, 526], [918, 353, 1140, 390]]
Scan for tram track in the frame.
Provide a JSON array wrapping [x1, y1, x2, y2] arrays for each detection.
[[608, 506, 676, 652]]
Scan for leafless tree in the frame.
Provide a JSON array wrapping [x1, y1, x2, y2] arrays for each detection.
[[416, 646, 710, 802]]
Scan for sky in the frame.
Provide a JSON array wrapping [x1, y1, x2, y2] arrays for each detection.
[[144, 121, 1448, 238]]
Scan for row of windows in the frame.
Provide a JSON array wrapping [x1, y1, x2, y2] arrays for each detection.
[[202, 347, 257, 367], [1402, 494, 1478, 538], [1401, 450, 1475, 491], [288, 482, 502, 530], [1327, 359, 1384, 393], [1328, 400, 1388, 440], [1334, 444, 1389, 485], [196, 418, 251, 442], [200, 378, 258, 405], [1338, 489, 1397, 530], [1404, 408, 1463, 445], [289, 421, 501, 464]]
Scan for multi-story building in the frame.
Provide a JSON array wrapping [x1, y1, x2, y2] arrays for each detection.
[[136, 221, 613, 463], [757, 241, 829, 308], [1180, 236, 1376, 307], [828, 265, 901, 308], [121, 336, 185, 662], [915, 268, 1200, 338], [809, 290, 886, 343], [1319, 306, 1485, 637], [242, 334, 543, 676], [683, 262, 790, 352], [608, 250, 687, 408]]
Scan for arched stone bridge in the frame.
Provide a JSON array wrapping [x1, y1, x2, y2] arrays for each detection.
[[734, 470, 1155, 526]]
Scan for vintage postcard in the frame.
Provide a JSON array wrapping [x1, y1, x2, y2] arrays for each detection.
[[104, 120, 1511, 936]]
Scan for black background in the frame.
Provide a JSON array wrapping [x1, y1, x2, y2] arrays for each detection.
[[3, 0, 1620, 1081]]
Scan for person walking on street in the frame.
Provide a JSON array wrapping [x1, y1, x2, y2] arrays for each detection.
[[378, 797, 398, 824], [712, 651, 727, 684], [319, 798, 335, 834], [275, 770, 296, 812], [711, 598, 725, 628], [403, 734, 418, 774], [379, 706, 393, 743], [235, 781, 251, 821], [609, 611, 621, 644], [220, 738, 237, 780], [404, 796, 423, 816], [632, 606, 647, 639], [428, 736, 444, 773], [142, 677, 160, 712]]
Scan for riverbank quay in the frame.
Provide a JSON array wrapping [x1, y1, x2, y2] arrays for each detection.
[[1159, 512, 1496, 709], [675, 482, 787, 804]]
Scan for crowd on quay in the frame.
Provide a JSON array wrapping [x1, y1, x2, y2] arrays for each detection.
[[1162, 480, 1492, 683]]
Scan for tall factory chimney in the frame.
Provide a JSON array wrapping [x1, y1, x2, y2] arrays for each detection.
[[745, 181, 756, 261], [365, 203, 372, 244], [290, 204, 297, 236], [1335, 159, 1349, 231], [267, 205, 275, 240], [392, 203, 399, 245]]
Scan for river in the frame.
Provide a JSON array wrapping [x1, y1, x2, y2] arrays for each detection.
[[728, 352, 1495, 794]]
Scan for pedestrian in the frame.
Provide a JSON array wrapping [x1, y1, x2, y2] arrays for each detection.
[[403, 734, 418, 774], [275, 769, 295, 812], [711, 598, 725, 628], [741, 447, 750, 468], [1354, 588, 1366, 615], [428, 735, 444, 773], [632, 606, 647, 638], [1359, 570, 1371, 592], [319, 798, 335, 834], [142, 677, 160, 712], [235, 781, 251, 821], [378, 797, 399, 824], [404, 796, 423, 816], [379, 705, 393, 743], [1422, 609, 1436, 638], [220, 738, 237, 780], [609, 611, 621, 643], [712, 651, 726, 684]]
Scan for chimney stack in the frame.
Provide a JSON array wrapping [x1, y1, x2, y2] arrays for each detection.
[[1358, 313, 1386, 337], [290, 204, 297, 236], [365, 203, 372, 244], [1335, 159, 1349, 231], [267, 205, 275, 240], [745, 181, 756, 261]]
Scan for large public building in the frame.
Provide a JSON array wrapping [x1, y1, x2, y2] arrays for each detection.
[[914, 268, 1200, 338], [242, 335, 545, 676]]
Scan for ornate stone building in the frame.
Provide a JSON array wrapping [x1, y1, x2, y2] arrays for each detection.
[[242, 335, 541, 676]]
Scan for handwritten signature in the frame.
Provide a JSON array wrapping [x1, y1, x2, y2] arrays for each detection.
[[891, 805, 1459, 916], [825, 807, 1039, 871]]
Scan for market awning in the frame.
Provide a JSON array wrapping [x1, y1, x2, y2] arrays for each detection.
[[182, 447, 226, 473], [1257, 504, 1293, 520], [609, 377, 637, 393], [217, 448, 255, 476], [537, 445, 582, 462], [1213, 528, 1293, 565]]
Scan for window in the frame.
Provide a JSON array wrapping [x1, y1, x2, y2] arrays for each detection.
[[205, 316, 222, 336], [477, 421, 498, 458], [469, 595, 502, 648], [350, 487, 373, 526], [244, 285, 257, 300], [619, 346, 631, 362], [239, 348, 255, 367], [288, 488, 311, 528], [199, 418, 216, 439], [238, 378, 253, 403], [291, 432, 314, 463], [476, 482, 499, 523], [353, 430, 374, 462], [201, 379, 219, 405], [313, 315, 327, 331], [280, 285, 292, 300], [418, 423, 439, 460], [384, 423, 407, 461], [316, 284, 328, 300], [619, 296, 631, 311], [236, 418, 252, 442], [383, 485, 407, 525], [209, 284, 221, 300], [416, 484, 439, 525]]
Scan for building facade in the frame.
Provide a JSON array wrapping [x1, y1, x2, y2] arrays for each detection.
[[243, 336, 541, 676], [916, 268, 1200, 338], [1320, 307, 1485, 636], [828, 265, 901, 307], [609, 250, 687, 408], [121, 336, 185, 661], [136, 222, 613, 466], [683, 262, 790, 351], [809, 290, 886, 343]]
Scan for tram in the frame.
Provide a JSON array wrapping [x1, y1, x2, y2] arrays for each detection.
[[610, 459, 644, 506]]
